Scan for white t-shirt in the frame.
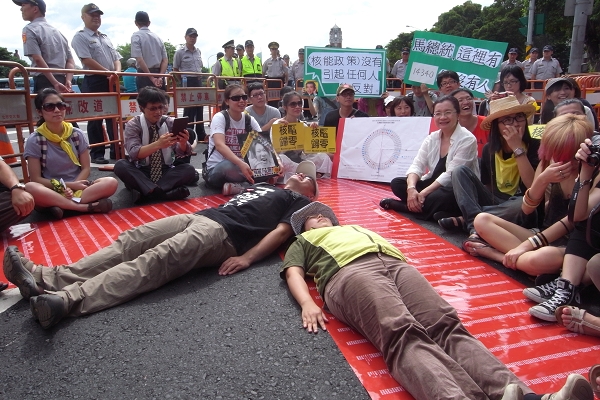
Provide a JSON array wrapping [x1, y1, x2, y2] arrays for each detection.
[[207, 111, 261, 169]]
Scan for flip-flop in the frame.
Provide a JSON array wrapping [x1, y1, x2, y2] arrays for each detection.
[[462, 234, 490, 256], [590, 364, 600, 398], [438, 216, 465, 230], [555, 305, 600, 337]]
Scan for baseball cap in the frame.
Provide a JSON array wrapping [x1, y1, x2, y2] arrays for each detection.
[[298, 48, 304, 54], [13, 0, 46, 14], [82, 3, 103, 14], [375, 45, 384, 49], [543, 45, 554, 51], [402, 47, 410, 54], [336, 84, 355, 95], [126, 58, 136, 67], [245, 40, 254, 47], [236, 44, 244, 51], [508, 48, 518, 54], [294, 160, 319, 200], [530, 47, 539, 54], [185, 28, 198, 37]]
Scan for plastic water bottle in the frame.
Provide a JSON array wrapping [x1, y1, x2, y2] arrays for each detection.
[[182, 75, 187, 87]]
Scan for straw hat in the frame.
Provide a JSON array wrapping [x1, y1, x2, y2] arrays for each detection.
[[481, 95, 536, 130], [290, 202, 339, 235]]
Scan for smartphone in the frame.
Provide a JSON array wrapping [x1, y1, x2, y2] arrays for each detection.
[[171, 117, 189, 137]]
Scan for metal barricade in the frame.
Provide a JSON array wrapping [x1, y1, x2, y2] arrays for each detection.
[[170, 71, 218, 135]]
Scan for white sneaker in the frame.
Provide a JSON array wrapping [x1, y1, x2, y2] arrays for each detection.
[[541, 374, 593, 400], [222, 183, 245, 196], [502, 384, 524, 400]]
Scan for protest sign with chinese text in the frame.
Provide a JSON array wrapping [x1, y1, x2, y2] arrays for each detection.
[[272, 123, 336, 154], [405, 32, 508, 97], [239, 131, 280, 180], [304, 46, 386, 98]]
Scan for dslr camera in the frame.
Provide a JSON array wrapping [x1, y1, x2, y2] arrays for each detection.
[[587, 133, 600, 167]]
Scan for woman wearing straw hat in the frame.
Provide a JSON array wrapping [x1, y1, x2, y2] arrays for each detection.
[[444, 95, 538, 244]]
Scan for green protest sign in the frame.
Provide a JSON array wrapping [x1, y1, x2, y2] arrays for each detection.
[[404, 31, 508, 97], [304, 46, 387, 98]]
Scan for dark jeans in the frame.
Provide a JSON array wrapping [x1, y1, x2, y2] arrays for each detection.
[[114, 160, 196, 198], [136, 67, 166, 91], [33, 74, 67, 92], [82, 74, 116, 159]]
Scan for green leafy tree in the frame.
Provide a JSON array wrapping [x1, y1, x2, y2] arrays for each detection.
[[0, 47, 29, 78], [164, 42, 178, 64], [585, 0, 600, 71], [431, 1, 484, 37], [116, 43, 132, 64], [473, 0, 526, 55]]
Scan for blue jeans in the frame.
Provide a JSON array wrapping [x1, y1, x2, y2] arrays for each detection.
[[205, 160, 247, 188]]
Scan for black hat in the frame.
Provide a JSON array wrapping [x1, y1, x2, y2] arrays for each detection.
[[236, 44, 244, 51], [530, 47, 539, 54], [402, 47, 410, 54], [135, 11, 149, 24], [216, 52, 224, 59], [298, 48, 304, 54], [375, 45, 383, 49], [222, 40, 234, 49], [508, 48, 518, 54], [81, 3, 102, 14], [543, 45, 554, 51], [13, 0, 46, 14], [185, 28, 198, 37], [245, 40, 254, 47], [268, 41, 279, 49]]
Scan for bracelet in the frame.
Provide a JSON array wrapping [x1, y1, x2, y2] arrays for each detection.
[[524, 188, 543, 204], [528, 236, 540, 249], [558, 220, 570, 235], [522, 195, 540, 209], [407, 186, 416, 190], [536, 232, 549, 247], [575, 178, 594, 191]]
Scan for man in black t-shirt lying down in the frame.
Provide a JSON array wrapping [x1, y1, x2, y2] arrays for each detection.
[[3, 161, 318, 329]]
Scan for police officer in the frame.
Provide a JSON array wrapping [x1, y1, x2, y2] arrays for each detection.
[[13, 0, 75, 93], [263, 41, 288, 107], [288, 48, 304, 88], [173, 28, 205, 138], [131, 11, 167, 90], [212, 40, 241, 89], [240, 40, 262, 80], [72, 3, 121, 164]]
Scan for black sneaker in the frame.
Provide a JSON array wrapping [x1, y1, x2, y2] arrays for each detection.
[[3, 246, 41, 300], [529, 278, 580, 322], [30, 294, 67, 329], [523, 278, 559, 304]]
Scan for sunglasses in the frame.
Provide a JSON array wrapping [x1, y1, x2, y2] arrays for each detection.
[[288, 101, 303, 108], [229, 94, 248, 101], [42, 102, 68, 112]]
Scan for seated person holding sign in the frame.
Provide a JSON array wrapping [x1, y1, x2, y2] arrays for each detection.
[[282, 201, 593, 400], [114, 87, 195, 203]]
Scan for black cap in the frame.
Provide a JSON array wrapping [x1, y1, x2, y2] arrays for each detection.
[[13, 0, 46, 14], [402, 47, 409, 54], [135, 11, 149, 24], [222, 40, 234, 49], [543, 45, 554, 51], [508, 48, 518, 54], [216, 52, 224, 59], [268, 41, 279, 49], [298, 48, 304, 54], [185, 28, 198, 37], [236, 44, 244, 51], [245, 40, 254, 47], [375, 45, 383, 49], [530, 47, 539, 54]]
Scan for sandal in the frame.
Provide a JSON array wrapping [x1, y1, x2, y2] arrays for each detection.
[[88, 198, 113, 213], [438, 216, 465, 230], [590, 364, 600, 398], [462, 234, 490, 256], [555, 305, 600, 337]]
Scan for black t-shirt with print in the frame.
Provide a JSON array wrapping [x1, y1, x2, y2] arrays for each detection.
[[198, 184, 310, 254]]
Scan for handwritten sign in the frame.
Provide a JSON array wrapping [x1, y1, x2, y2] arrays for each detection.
[[272, 123, 336, 153], [529, 124, 545, 140], [304, 46, 387, 98], [405, 31, 508, 97]]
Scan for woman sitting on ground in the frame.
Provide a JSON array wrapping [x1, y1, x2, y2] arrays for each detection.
[[388, 96, 414, 117], [24, 88, 117, 218], [451, 88, 489, 157], [379, 96, 479, 221], [273, 91, 333, 179], [467, 112, 592, 277], [540, 77, 598, 130], [441, 96, 538, 234]]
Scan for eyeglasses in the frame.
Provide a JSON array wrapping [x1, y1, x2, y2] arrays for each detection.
[[145, 104, 167, 112], [250, 92, 265, 99], [440, 80, 457, 87], [433, 111, 457, 118], [41, 102, 68, 112], [498, 114, 526, 125], [503, 79, 520, 86], [288, 101, 303, 108], [229, 95, 248, 101]]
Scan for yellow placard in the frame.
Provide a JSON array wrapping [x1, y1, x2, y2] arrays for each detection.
[[272, 122, 336, 153], [529, 124, 545, 140], [304, 126, 336, 153]]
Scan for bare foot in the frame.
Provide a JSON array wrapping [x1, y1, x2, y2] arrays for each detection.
[[463, 241, 504, 262], [557, 306, 600, 337]]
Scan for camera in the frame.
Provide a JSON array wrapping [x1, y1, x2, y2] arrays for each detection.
[[586, 134, 600, 167]]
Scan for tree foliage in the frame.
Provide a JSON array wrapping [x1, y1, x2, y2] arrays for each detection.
[[386, 32, 414, 67], [431, 1, 484, 38], [0, 47, 29, 78]]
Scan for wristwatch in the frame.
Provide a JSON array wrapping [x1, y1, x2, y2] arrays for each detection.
[[513, 147, 526, 158], [10, 183, 26, 191]]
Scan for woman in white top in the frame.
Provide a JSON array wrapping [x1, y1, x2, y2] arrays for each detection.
[[205, 84, 262, 188], [380, 96, 480, 221], [272, 91, 333, 179]]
